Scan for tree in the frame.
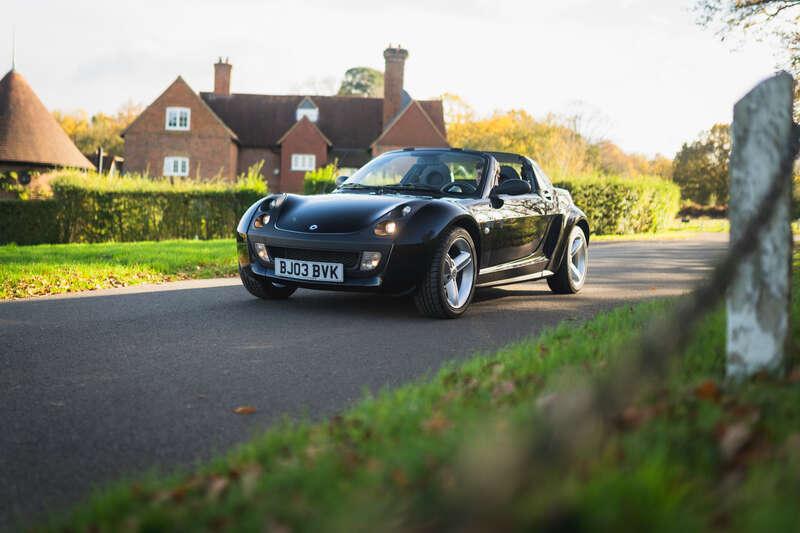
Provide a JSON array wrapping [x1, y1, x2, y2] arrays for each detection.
[[337, 67, 384, 97], [672, 124, 731, 205], [695, 1, 799, 88], [53, 101, 143, 155]]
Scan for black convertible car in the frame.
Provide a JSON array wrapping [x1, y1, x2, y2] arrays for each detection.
[[236, 148, 589, 318]]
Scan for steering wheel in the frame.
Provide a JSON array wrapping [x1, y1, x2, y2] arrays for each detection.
[[440, 182, 477, 194]]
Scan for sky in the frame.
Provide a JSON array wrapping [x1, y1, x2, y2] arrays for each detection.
[[5, 0, 784, 157]]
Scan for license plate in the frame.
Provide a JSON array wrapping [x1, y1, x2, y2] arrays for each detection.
[[274, 257, 344, 283]]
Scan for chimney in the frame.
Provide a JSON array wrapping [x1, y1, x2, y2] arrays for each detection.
[[382, 45, 409, 128], [214, 57, 232, 96]]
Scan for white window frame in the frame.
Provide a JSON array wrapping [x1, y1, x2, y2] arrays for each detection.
[[295, 107, 319, 122], [291, 154, 316, 172], [165, 107, 191, 131], [163, 156, 190, 177]]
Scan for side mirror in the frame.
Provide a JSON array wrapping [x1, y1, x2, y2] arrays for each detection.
[[335, 175, 349, 187], [491, 179, 531, 197]]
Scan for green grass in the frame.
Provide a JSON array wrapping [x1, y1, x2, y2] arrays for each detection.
[[43, 263, 800, 532], [0, 240, 237, 299], [593, 217, 730, 241]]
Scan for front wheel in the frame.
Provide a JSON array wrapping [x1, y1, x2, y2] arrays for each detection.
[[548, 225, 588, 294], [239, 266, 297, 300], [414, 227, 477, 318]]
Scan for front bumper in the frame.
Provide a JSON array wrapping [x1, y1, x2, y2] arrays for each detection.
[[239, 226, 426, 294]]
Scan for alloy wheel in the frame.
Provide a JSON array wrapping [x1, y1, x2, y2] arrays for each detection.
[[568, 229, 588, 288], [442, 237, 475, 309]]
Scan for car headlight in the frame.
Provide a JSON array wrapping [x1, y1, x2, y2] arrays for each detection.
[[253, 214, 270, 228], [374, 220, 397, 237], [360, 251, 382, 270]]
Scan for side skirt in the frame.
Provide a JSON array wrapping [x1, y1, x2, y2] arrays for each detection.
[[475, 269, 554, 288]]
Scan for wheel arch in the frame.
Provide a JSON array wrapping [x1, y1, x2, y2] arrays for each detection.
[[576, 218, 590, 244], [448, 215, 482, 260]]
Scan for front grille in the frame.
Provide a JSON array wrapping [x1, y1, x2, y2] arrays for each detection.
[[268, 247, 360, 268]]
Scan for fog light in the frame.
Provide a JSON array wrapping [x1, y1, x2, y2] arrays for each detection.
[[253, 214, 270, 228], [360, 251, 382, 271], [253, 242, 269, 262]]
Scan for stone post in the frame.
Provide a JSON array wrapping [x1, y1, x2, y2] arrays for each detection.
[[726, 72, 796, 380]]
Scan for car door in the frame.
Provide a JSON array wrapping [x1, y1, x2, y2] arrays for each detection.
[[527, 162, 559, 260], [488, 191, 539, 266]]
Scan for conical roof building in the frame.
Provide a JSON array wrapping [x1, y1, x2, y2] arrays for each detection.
[[0, 69, 93, 172]]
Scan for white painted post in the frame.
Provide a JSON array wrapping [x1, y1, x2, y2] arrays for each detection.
[[726, 72, 796, 380]]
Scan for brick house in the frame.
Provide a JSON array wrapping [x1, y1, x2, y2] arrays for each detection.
[[123, 46, 449, 192]]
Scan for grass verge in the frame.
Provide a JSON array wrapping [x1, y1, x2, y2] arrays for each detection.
[[593, 217, 729, 241], [45, 265, 800, 531], [0, 240, 236, 299]]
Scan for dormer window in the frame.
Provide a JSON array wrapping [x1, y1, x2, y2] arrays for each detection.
[[295, 97, 319, 123], [165, 107, 191, 131]]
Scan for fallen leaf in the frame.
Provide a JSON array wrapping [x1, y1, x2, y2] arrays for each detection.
[[233, 406, 257, 415], [206, 476, 228, 501], [694, 380, 721, 402], [391, 468, 409, 487], [719, 422, 753, 461], [618, 406, 645, 430], [492, 380, 516, 399], [422, 412, 452, 433]]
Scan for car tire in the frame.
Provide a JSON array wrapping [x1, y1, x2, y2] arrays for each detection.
[[414, 226, 477, 318], [548, 225, 588, 294], [239, 266, 297, 300]]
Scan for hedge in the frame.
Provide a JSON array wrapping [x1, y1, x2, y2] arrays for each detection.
[[303, 163, 339, 195], [0, 200, 60, 245], [0, 172, 267, 245], [1, 171, 681, 245], [553, 174, 680, 234]]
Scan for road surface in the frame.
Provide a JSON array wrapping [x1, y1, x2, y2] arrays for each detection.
[[0, 236, 727, 529]]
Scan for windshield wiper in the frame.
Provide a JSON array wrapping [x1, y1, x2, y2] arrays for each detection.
[[339, 183, 379, 190]]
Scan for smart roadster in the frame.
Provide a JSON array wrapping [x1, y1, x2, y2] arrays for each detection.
[[236, 148, 590, 318]]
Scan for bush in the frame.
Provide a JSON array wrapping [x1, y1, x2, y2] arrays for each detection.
[[51, 171, 266, 243], [303, 163, 339, 195], [0, 200, 61, 245], [553, 174, 680, 234], [0, 169, 267, 245]]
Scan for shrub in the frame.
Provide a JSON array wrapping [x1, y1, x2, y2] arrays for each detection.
[[50, 171, 266, 243], [303, 162, 339, 195], [553, 174, 680, 234], [0, 168, 267, 245], [0, 200, 61, 245]]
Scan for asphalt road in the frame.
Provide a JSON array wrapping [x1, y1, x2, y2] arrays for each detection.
[[0, 236, 727, 529]]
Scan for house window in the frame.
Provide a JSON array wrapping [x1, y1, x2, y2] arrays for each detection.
[[291, 154, 316, 171], [165, 107, 191, 131], [163, 156, 189, 177], [295, 96, 319, 122]]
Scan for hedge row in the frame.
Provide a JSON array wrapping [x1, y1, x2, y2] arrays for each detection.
[[1, 171, 681, 245], [0, 200, 60, 245], [0, 172, 266, 245], [553, 174, 681, 234]]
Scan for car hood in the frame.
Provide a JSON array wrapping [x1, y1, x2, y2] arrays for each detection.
[[275, 193, 413, 234]]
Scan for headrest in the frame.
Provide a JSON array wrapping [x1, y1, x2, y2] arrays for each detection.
[[499, 165, 521, 183]]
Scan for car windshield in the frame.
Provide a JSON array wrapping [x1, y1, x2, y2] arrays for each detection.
[[340, 150, 487, 197]]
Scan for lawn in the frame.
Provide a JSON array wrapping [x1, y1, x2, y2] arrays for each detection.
[[593, 216, 729, 241], [0, 239, 237, 299], [0, 222, 734, 300], [44, 261, 800, 531]]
